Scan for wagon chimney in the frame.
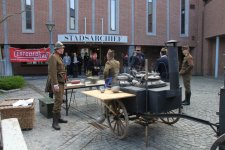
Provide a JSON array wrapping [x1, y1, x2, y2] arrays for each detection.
[[166, 40, 179, 91]]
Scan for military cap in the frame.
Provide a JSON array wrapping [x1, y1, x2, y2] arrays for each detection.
[[54, 41, 65, 50]]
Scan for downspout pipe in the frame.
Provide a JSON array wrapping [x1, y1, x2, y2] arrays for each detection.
[[215, 36, 220, 79], [2, 0, 12, 76]]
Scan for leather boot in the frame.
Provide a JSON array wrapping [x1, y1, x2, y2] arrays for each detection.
[[182, 91, 188, 104], [52, 113, 60, 130], [58, 113, 68, 123], [182, 92, 191, 105]]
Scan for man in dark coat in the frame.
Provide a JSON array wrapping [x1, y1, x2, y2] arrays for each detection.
[[88, 52, 101, 76], [155, 47, 169, 82], [83, 52, 90, 75], [129, 46, 145, 71]]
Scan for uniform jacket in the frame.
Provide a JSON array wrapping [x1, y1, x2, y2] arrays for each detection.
[[45, 53, 66, 92], [180, 54, 194, 75], [103, 59, 120, 83]]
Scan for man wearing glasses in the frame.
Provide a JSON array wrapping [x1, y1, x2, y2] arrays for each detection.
[[130, 46, 145, 71]]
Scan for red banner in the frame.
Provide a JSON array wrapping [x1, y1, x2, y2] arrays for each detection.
[[10, 47, 51, 62]]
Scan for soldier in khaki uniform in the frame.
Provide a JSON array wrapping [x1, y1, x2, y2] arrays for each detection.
[[45, 41, 68, 130], [103, 49, 120, 86], [179, 45, 194, 105], [96, 49, 120, 124]]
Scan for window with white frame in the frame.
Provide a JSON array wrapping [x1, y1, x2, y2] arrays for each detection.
[[180, 0, 189, 36], [67, 0, 78, 33], [108, 0, 119, 34], [146, 0, 156, 35], [21, 0, 34, 33]]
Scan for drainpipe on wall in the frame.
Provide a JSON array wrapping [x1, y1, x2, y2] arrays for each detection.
[[201, 0, 205, 76], [92, 0, 95, 34], [48, 0, 54, 53], [2, 0, 12, 76], [166, 0, 170, 41], [100, 18, 104, 65], [84, 17, 87, 43], [128, 0, 135, 68], [215, 36, 220, 79]]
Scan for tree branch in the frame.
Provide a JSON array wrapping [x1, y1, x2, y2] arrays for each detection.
[[0, 10, 25, 24]]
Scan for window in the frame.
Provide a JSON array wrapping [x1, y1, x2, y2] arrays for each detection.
[[25, 0, 32, 29], [67, 0, 78, 33], [21, 0, 34, 33], [108, 0, 119, 34], [110, 0, 116, 31], [146, 0, 156, 35], [180, 0, 189, 36]]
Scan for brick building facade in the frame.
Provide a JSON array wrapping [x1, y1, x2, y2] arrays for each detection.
[[0, 0, 224, 77]]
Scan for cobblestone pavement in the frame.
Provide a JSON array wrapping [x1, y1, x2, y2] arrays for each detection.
[[0, 76, 222, 150]]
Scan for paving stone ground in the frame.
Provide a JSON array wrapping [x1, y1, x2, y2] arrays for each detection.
[[0, 76, 222, 150]]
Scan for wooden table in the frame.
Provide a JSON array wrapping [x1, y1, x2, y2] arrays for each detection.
[[82, 89, 135, 117], [82, 89, 135, 101], [82, 89, 135, 139], [64, 80, 105, 116], [82, 89, 135, 115]]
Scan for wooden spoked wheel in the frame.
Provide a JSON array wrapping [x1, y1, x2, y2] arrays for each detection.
[[105, 100, 129, 139], [160, 108, 181, 125], [210, 133, 225, 150]]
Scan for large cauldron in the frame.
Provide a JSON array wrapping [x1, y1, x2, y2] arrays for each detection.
[[120, 41, 182, 114]]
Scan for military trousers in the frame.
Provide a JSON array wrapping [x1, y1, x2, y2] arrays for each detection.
[[53, 83, 64, 114], [182, 74, 192, 93]]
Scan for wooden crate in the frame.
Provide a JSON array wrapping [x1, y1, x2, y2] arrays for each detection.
[[0, 99, 35, 130]]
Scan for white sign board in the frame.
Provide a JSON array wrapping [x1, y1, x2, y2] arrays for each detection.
[[58, 34, 128, 43]]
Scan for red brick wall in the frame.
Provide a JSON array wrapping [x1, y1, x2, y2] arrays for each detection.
[[0, 0, 199, 46], [201, 0, 225, 76], [3, 0, 224, 76], [204, 0, 225, 38]]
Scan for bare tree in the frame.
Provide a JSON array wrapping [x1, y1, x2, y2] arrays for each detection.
[[0, 10, 24, 24]]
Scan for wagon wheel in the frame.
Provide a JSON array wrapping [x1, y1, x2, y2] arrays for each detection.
[[160, 108, 181, 125], [105, 100, 129, 139], [210, 133, 225, 150]]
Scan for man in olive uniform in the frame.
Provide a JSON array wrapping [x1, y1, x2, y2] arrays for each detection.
[[46, 41, 68, 130], [179, 45, 194, 105], [103, 49, 120, 87], [96, 49, 120, 124]]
